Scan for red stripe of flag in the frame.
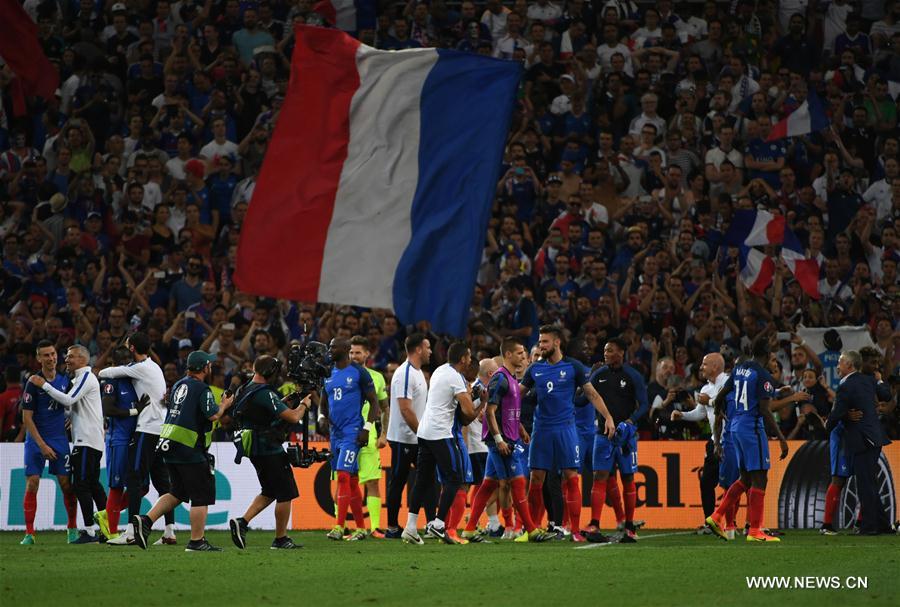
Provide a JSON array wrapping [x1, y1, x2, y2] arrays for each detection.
[[0, 0, 59, 100], [234, 26, 360, 301], [765, 214, 785, 244]]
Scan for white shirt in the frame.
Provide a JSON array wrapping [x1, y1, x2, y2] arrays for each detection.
[[526, 2, 562, 22], [99, 358, 168, 435], [466, 380, 488, 454], [387, 360, 428, 444], [42, 366, 104, 452], [166, 156, 188, 181], [681, 372, 728, 436], [705, 146, 743, 169], [199, 140, 239, 161], [417, 363, 468, 441], [862, 178, 893, 221]]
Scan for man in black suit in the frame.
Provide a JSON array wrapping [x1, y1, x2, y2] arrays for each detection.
[[826, 350, 892, 535]]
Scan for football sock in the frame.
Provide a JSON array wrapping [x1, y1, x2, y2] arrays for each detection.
[[727, 500, 740, 529], [528, 481, 545, 527], [64, 490, 78, 529], [748, 487, 765, 533], [164, 523, 175, 538], [107, 488, 125, 534], [565, 476, 582, 532], [124, 523, 134, 539], [487, 514, 500, 531], [561, 480, 571, 528], [502, 506, 514, 529], [510, 476, 536, 533], [367, 496, 382, 530], [349, 475, 366, 529], [447, 489, 467, 532], [714, 479, 747, 522], [24, 491, 37, 535], [404, 512, 419, 534], [824, 484, 840, 526], [607, 476, 625, 523], [465, 479, 498, 532], [336, 471, 351, 527], [590, 479, 607, 525], [623, 480, 637, 523]]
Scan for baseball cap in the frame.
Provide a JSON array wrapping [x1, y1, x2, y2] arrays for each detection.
[[560, 74, 575, 83], [87, 211, 102, 220], [186, 350, 216, 371], [111, 2, 127, 12], [178, 338, 193, 350]]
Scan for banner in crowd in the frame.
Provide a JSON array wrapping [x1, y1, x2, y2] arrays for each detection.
[[3, 442, 897, 531], [796, 325, 877, 354]]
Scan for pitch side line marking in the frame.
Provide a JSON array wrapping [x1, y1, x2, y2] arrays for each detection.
[[574, 530, 696, 549]]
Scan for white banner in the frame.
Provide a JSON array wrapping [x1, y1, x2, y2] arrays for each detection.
[[0, 442, 283, 531], [796, 325, 876, 354]]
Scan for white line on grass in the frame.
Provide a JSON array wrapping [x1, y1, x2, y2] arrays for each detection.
[[574, 530, 696, 550]]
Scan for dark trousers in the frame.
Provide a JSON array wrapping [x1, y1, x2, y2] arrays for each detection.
[[386, 441, 436, 528], [71, 446, 106, 527], [854, 446, 890, 534], [408, 438, 462, 523], [543, 469, 564, 525], [127, 432, 174, 525], [700, 439, 720, 518]]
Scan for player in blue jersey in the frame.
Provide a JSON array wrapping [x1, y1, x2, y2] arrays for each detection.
[[708, 337, 789, 542], [321, 338, 379, 541], [713, 384, 741, 539], [585, 337, 649, 542], [20, 341, 79, 545], [96, 346, 148, 540], [521, 325, 615, 542]]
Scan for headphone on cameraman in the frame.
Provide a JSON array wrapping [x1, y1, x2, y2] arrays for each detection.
[[256, 355, 283, 380]]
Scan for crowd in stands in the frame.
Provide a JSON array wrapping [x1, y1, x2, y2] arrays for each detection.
[[1, 0, 899, 443]]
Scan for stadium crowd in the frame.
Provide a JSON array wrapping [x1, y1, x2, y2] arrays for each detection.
[[1, 0, 900, 453]]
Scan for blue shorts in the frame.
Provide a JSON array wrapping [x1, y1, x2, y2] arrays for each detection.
[[438, 435, 473, 485], [578, 432, 594, 471], [485, 441, 528, 480], [592, 433, 638, 474], [718, 434, 739, 489], [106, 443, 130, 488], [24, 437, 70, 477], [732, 425, 770, 472], [470, 452, 487, 485], [829, 426, 852, 478], [528, 424, 581, 471], [330, 436, 361, 475]]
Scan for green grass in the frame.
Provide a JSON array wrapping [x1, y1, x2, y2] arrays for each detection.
[[1, 530, 897, 606]]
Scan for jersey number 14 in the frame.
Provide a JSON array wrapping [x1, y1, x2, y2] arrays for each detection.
[[734, 380, 750, 411]]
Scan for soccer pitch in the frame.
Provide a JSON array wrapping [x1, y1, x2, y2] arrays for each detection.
[[1, 531, 897, 606]]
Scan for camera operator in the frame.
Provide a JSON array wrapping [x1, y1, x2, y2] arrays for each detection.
[[228, 355, 310, 550]]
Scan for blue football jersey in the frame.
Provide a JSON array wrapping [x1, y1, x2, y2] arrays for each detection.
[[324, 363, 374, 438], [522, 357, 589, 429], [730, 361, 775, 432], [22, 373, 71, 442], [101, 377, 139, 446]]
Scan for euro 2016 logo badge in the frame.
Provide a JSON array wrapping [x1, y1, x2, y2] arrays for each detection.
[[173, 383, 189, 405]]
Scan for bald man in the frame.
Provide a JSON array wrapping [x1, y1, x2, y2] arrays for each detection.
[[673, 352, 729, 530]]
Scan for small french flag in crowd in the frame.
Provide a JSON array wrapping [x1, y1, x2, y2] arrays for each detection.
[[738, 246, 775, 296], [313, 0, 376, 35], [724, 209, 785, 247], [781, 229, 820, 299], [766, 90, 830, 141], [235, 26, 521, 336]]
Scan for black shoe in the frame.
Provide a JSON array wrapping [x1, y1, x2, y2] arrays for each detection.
[[585, 530, 613, 543], [132, 515, 152, 550], [185, 538, 222, 552], [271, 536, 303, 549], [229, 517, 248, 549], [384, 527, 403, 539], [70, 531, 100, 544]]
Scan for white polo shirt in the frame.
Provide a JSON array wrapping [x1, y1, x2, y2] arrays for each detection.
[[387, 360, 428, 445], [417, 363, 468, 441], [99, 357, 168, 435]]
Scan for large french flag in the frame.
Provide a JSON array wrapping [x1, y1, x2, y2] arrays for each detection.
[[235, 26, 521, 336], [781, 228, 820, 299], [724, 209, 785, 247], [313, 0, 376, 35], [738, 246, 775, 296], [766, 91, 829, 142]]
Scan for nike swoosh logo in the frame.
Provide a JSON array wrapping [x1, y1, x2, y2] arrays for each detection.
[[596, 379, 608, 383], [535, 373, 543, 377]]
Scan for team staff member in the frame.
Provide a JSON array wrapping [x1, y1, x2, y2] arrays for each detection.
[[20, 340, 79, 545], [31, 345, 106, 544], [228, 355, 309, 550], [402, 342, 484, 545], [672, 353, 728, 532], [586, 337, 649, 542], [133, 351, 234, 551], [100, 332, 174, 546], [96, 346, 149, 540], [385, 333, 433, 538], [349, 336, 390, 538]]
